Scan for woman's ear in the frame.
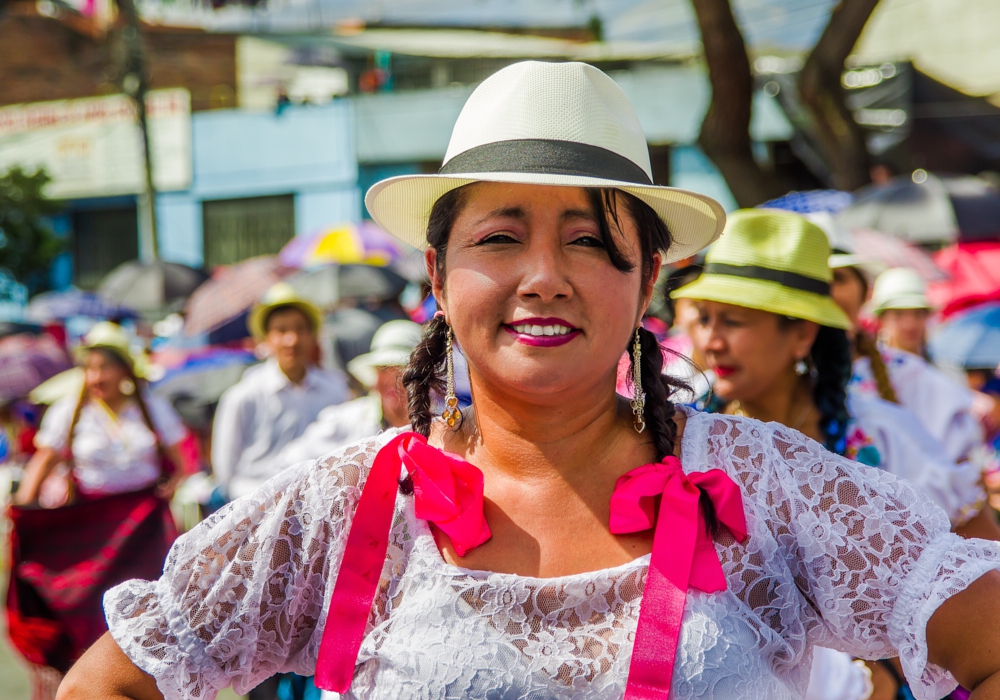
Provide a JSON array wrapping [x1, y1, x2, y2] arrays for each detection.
[[639, 252, 663, 319], [426, 248, 447, 317], [795, 321, 821, 359]]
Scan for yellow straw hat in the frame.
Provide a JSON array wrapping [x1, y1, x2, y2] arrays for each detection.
[[76, 321, 149, 377], [248, 283, 323, 341], [672, 209, 851, 330]]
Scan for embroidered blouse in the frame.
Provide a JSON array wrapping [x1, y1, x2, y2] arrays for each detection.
[[105, 410, 1000, 700]]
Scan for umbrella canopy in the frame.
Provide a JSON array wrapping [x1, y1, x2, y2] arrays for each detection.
[[184, 256, 291, 336], [152, 348, 257, 407], [0, 333, 72, 402], [286, 264, 408, 310], [928, 242, 1000, 318], [99, 260, 209, 313], [837, 173, 1000, 244], [279, 222, 413, 268], [849, 229, 949, 283], [27, 289, 138, 323], [928, 303, 1000, 370], [760, 189, 854, 214]]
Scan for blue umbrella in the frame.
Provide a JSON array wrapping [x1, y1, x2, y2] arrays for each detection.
[[928, 303, 1000, 369], [759, 189, 854, 215], [26, 289, 138, 323]]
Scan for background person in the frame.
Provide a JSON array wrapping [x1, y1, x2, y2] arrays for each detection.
[[210, 283, 349, 501], [273, 319, 421, 465], [870, 267, 932, 357], [8, 322, 184, 697]]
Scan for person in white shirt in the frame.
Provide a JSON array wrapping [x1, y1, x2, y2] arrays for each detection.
[[211, 283, 348, 500], [274, 320, 421, 466]]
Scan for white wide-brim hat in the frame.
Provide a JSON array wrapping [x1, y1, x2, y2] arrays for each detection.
[[365, 61, 726, 264], [347, 319, 423, 387]]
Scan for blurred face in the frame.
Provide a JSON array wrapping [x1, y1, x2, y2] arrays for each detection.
[[830, 267, 867, 329], [375, 366, 408, 426], [430, 183, 658, 403], [84, 349, 130, 404], [265, 307, 317, 375], [690, 301, 818, 404], [879, 307, 929, 355]]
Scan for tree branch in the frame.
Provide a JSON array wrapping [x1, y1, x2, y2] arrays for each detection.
[[799, 0, 881, 191], [690, 0, 785, 207]]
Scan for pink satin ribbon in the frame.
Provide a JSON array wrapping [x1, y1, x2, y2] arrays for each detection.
[[610, 458, 748, 699], [316, 436, 746, 700]]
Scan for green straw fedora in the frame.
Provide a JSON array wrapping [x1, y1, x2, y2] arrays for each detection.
[[672, 209, 851, 330]]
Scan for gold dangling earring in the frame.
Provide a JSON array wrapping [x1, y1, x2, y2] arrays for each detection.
[[441, 323, 461, 428], [631, 329, 646, 433]]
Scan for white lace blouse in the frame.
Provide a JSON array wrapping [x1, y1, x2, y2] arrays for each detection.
[[104, 410, 1000, 700]]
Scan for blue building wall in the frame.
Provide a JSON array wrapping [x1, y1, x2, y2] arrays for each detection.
[[155, 100, 360, 267]]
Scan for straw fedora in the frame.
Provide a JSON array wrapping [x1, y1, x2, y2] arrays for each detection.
[[365, 61, 725, 264], [347, 320, 423, 388], [869, 268, 931, 316], [248, 283, 323, 341], [77, 322, 148, 377], [672, 209, 851, 330]]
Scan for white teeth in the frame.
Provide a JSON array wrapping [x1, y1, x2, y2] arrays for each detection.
[[512, 323, 573, 336]]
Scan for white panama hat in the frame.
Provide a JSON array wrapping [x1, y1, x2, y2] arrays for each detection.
[[869, 267, 931, 316], [347, 319, 423, 388], [365, 61, 726, 264]]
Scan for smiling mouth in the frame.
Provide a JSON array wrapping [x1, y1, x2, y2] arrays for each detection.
[[508, 323, 576, 337]]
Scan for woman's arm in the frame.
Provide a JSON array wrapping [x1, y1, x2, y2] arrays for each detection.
[[13, 447, 60, 504], [926, 569, 1000, 697], [57, 633, 162, 700], [155, 443, 187, 501], [954, 506, 1000, 541]]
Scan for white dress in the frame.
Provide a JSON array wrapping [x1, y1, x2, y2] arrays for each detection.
[[104, 410, 1000, 700]]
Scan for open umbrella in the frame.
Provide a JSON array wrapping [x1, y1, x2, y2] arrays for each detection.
[[151, 348, 257, 407], [27, 289, 138, 323], [849, 229, 949, 283], [0, 333, 72, 402], [99, 260, 209, 314], [760, 189, 854, 214], [928, 242, 1000, 318], [837, 173, 1000, 244], [928, 303, 1000, 370], [287, 264, 408, 310], [184, 256, 291, 336], [280, 222, 418, 269]]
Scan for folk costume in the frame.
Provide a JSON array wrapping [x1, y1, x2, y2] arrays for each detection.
[[104, 62, 1000, 700]]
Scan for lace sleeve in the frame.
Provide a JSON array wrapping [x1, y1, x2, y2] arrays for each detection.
[[746, 419, 1000, 700], [103, 435, 390, 700]]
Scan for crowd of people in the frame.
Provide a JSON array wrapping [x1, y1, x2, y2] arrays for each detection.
[[5, 60, 1000, 700]]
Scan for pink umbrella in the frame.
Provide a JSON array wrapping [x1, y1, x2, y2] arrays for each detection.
[[184, 256, 292, 336], [850, 228, 949, 283], [928, 242, 1000, 319]]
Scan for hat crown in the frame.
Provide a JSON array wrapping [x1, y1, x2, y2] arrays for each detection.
[[370, 320, 422, 353], [443, 61, 652, 179], [874, 267, 926, 297], [707, 209, 833, 283]]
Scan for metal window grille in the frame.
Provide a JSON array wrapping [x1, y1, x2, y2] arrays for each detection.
[[202, 194, 295, 269]]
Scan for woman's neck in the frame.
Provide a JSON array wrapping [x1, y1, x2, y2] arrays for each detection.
[[730, 376, 819, 438], [102, 394, 129, 414], [439, 373, 650, 484]]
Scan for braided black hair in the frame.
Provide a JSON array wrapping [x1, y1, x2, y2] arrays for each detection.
[[402, 184, 719, 533]]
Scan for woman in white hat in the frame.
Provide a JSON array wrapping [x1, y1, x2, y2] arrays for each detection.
[[870, 267, 933, 357], [10, 322, 185, 695], [63, 62, 1000, 700]]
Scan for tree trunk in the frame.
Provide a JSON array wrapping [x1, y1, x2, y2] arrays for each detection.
[[690, 0, 785, 207], [799, 0, 881, 191]]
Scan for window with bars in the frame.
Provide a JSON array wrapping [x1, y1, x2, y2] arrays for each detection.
[[72, 206, 139, 289], [202, 194, 295, 269]]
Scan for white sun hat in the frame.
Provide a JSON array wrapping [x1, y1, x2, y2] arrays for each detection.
[[869, 267, 932, 316], [365, 61, 726, 264], [347, 319, 423, 388]]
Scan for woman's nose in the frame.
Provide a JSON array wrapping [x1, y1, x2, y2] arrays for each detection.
[[517, 244, 572, 302]]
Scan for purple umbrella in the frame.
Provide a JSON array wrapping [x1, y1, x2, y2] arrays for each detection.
[[27, 290, 138, 323], [0, 333, 72, 402]]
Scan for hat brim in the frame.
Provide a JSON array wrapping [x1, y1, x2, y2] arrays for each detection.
[[248, 300, 323, 340], [871, 295, 931, 315], [347, 348, 412, 387], [673, 275, 852, 330], [365, 172, 726, 265], [75, 343, 141, 375]]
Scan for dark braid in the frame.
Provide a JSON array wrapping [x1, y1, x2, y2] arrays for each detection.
[[402, 314, 450, 438], [855, 330, 898, 404], [807, 325, 853, 454], [632, 326, 718, 535]]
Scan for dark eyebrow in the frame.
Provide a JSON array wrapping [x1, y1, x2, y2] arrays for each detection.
[[473, 206, 527, 226], [559, 208, 597, 224]]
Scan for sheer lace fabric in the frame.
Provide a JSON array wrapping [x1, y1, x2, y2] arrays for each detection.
[[105, 411, 1000, 700]]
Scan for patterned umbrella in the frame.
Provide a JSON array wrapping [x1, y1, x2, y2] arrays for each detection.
[[280, 222, 410, 268], [0, 333, 72, 402], [183, 256, 291, 336], [760, 189, 854, 215], [26, 290, 138, 323]]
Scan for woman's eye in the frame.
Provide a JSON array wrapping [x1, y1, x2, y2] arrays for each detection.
[[478, 232, 518, 245], [569, 235, 604, 248]]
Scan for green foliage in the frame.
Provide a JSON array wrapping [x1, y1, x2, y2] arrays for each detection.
[[0, 167, 65, 294]]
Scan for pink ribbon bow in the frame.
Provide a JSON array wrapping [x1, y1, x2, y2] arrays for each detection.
[[315, 432, 491, 692], [316, 438, 746, 700], [610, 457, 748, 700]]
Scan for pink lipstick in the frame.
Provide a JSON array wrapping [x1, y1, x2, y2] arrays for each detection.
[[503, 317, 581, 347]]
